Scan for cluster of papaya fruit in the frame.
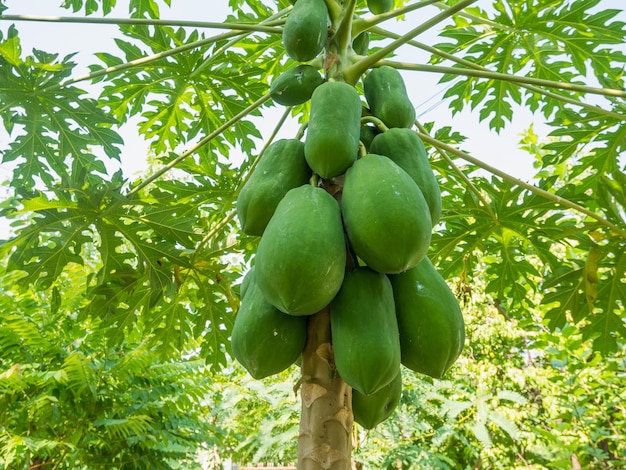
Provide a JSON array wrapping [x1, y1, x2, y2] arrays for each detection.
[[232, 0, 465, 430]]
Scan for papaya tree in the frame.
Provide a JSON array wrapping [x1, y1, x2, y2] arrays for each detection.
[[0, 0, 625, 468]]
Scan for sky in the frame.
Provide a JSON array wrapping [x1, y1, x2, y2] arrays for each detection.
[[0, 0, 623, 190]]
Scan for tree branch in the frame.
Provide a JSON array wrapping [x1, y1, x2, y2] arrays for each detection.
[[0, 14, 283, 34], [342, 0, 478, 84], [416, 132, 626, 240], [127, 93, 272, 197], [372, 27, 626, 121], [352, 0, 441, 36], [381, 60, 626, 99]]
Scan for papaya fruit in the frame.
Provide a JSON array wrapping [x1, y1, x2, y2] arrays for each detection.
[[255, 185, 346, 315], [364, 65, 415, 129], [282, 0, 328, 62], [352, 370, 402, 429], [331, 267, 401, 395], [389, 257, 465, 379], [236, 139, 312, 237], [239, 267, 255, 300], [367, 0, 393, 14], [359, 124, 381, 152], [269, 65, 324, 106], [352, 31, 370, 56], [304, 81, 362, 178], [370, 128, 442, 225], [342, 154, 432, 274], [231, 273, 307, 379]]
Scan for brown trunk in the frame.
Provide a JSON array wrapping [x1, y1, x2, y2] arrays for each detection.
[[298, 307, 352, 469]]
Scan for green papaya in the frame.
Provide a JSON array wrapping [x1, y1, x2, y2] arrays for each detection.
[[389, 257, 465, 379], [331, 267, 401, 395], [239, 267, 255, 300], [370, 128, 442, 225], [269, 65, 324, 106], [342, 154, 432, 274], [359, 124, 381, 152], [352, 31, 370, 55], [364, 65, 415, 129], [255, 185, 346, 315], [282, 0, 328, 62], [231, 274, 307, 379], [236, 139, 312, 237], [304, 81, 362, 178], [367, 0, 393, 14], [352, 370, 402, 429]]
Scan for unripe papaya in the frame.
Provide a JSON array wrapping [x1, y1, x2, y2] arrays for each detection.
[[364, 65, 415, 129], [352, 31, 370, 55], [359, 124, 381, 152], [390, 257, 465, 379], [282, 0, 328, 62], [239, 267, 255, 300], [370, 128, 442, 225], [342, 154, 432, 274], [236, 139, 311, 237], [353, 370, 402, 429], [269, 65, 324, 106], [255, 185, 346, 315], [331, 267, 401, 395], [231, 274, 307, 379], [367, 0, 393, 14], [304, 81, 362, 178]]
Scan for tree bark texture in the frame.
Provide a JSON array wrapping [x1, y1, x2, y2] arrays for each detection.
[[298, 308, 352, 469]]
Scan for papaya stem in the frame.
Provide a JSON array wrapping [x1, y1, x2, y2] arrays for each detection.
[[323, 0, 344, 24], [334, 0, 359, 51], [372, 28, 626, 121], [380, 60, 626, 100], [351, 0, 441, 36], [0, 14, 284, 33], [126, 93, 272, 198], [414, 121, 498, 224], [416, 132, 626, 240], [433, 1, 515, 33], [342, 0, 477, 84], [360, 115, 388, 132]]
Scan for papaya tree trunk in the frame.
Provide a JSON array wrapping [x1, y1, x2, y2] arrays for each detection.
[[298, 307, 353, 469]]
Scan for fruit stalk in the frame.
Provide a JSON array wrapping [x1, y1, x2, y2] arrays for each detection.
[[298, 308, 352, 469]]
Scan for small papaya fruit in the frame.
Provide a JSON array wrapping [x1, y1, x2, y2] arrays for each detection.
[[359, 124, 381, 152], [364, 65, 415, 129], [304, 81, 362, 178], [389, 257, 465, 379], [255, 185, 346, 315], [239, 266, 255, 300], [370, 128, 442, 225], [236, 139, 311, 237], [352, 31, 370, 55], [342, 154, 432, 274], [231, 273, 307, 379], [367, 0, 393, 14], [352, 370, 402, 429], [269, 65, 324, 106], [331, 267, 401, 395], [282, 0, 328, 62]]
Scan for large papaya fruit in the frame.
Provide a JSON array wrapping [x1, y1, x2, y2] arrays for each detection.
[[231, 273, 307, 379], [269, 65, 324, 106], [367, 0, 393, 14], [352, 370, 402, 429], [331, 267, 401, 395], [364, 65, 415, 129], [236, 139, 311, 237], [282, 0, 328, 62], [389, 257, 465, 379], [342, 154, 432, 274], [255, 185, 346, 315], [304, 81, 362, 178], [370, 128, 442, 225]]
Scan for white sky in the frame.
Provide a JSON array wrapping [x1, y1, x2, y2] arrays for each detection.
[[0, 0, 624, 192]]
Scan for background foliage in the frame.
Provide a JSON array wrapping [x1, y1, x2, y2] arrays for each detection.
[[0, 0, 625, 468]]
